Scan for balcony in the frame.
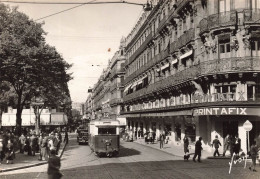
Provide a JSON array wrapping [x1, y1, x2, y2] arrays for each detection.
[[123, 57, 260, 103], [110, 98, 123, 106], [198, 18, 209, 35], [208, 11, 237, 31], [157, 15, 169, 34], [127, 33, 153, 65], [177, 28, 195, 49], [243, 9, 260, 24]]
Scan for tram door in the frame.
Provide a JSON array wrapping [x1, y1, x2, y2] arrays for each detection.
[[223, 121, 238, 138]]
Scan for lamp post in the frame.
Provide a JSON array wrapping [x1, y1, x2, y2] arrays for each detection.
[[31, 92, 44, 135]]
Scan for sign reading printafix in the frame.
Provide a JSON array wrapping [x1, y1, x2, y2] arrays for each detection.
[[193, 107, 260, 116]]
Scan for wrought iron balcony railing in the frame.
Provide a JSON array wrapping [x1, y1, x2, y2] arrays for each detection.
[[123, 57, 260, 103]]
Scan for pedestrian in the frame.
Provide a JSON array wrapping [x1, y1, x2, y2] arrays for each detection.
[[249, 141, 259, 172], [212, 135, 221, 157], [229, 135, 235, 157], [183, 135, 189, 160], [38, 133, 43, 160], [54, 133, 60, 155], [193, 137, 203, 162], [6, 139, 14, 164], [19, 133, 26, 154], [234, 135, 241, 157], [223, 134, 230, 157], [159, 132, 165, 149], [0, 138, 4, 164], [64, 130, 68, 145], [26, 135, 32, 156], [47, 149, 63, 179], [152, 131, 156, 144], [148, 131, 153, 144], [30, 133, 37, 156]]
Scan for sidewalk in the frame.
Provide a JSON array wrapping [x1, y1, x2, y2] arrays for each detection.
[[133, 138, 224, 160], [0, 135, 68, 173]]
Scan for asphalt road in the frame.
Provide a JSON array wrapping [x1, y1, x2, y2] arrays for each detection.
[[0, 134, 259, 179]]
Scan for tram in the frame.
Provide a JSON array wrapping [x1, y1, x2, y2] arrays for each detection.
[[88, 118, 120, 157]]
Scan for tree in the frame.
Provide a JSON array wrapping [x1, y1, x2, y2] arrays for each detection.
[[0, 4, 72, 135]]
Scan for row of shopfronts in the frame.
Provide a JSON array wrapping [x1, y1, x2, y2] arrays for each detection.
[[125, 107, 260, 154], [1, 107, 68, 131]]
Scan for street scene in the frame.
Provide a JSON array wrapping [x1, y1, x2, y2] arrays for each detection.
[[0, 0, 259, 178], [0, 133, 259, 179]]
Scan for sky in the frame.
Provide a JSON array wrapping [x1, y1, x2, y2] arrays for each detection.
[[3, 0, 146, 103]]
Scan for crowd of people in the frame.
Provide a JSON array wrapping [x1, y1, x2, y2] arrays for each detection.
[[0, 128, 69, 165]]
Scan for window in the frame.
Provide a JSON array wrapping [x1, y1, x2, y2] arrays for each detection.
[[98, 127, 116, 135], [219, 39, 231, 58], [251, 0, 260, 9], [219, 0, 231, 13], [251, 39, 260, 56], [247, 85, 255, 101]]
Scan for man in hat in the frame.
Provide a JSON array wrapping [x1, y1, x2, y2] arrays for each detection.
[[47, 149, 62, 179], [193, 137, 203, 162], [212, 135, 222, 157]]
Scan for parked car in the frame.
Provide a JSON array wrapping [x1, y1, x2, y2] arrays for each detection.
[[77, 129, 88, 145]]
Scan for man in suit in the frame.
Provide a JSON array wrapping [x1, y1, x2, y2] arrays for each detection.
[[47, 150, 62, 179], [193, 137, 203, 162]]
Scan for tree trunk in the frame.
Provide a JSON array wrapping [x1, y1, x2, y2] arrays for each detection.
[[16, 94, 23, 136]]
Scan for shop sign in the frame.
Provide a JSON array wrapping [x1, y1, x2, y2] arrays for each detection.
[[243, 120, 253, 131], [193, 107, 254, 116]]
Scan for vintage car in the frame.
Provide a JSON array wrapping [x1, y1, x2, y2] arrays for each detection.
[[77, 129, 89, 145]]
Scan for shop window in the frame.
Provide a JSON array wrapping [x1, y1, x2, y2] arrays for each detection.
[[175, 123, 181, 141], [185, 124, 196, 142], [215, 86, 221, 93], [165, 124, 172, 136], [251, 39, 260, 56], [247, 85, 255, 101], [222, 85, 228, 93], [230, 85, 236, 93]]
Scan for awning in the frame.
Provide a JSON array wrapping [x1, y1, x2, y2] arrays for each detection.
[[123, 84, 132, 92], [134, 75, 148, 86], [180, 50, 193, 60], [171, 58, 178, 65], [161, 63, 170, 70]]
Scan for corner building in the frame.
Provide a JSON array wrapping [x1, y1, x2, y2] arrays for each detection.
[[122, 0, 260, 153]]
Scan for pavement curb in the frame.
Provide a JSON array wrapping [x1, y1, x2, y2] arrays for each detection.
[[0, 142, 68, 173]]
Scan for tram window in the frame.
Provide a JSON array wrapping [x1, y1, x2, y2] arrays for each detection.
[[98, 127, 116, 135]]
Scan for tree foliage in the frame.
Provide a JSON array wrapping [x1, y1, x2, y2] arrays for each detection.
[[0, 4, 73, 134]]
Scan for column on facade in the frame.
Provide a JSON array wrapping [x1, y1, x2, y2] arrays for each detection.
[[238, 120, 247, 154], [180, 116, 185, 143], [171, 120, 176, 145]]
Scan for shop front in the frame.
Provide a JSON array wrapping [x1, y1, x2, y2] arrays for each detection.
[[193, 107, 260, 154]]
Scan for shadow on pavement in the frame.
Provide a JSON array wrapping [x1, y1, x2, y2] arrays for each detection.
[[117, 146, 141, 157]]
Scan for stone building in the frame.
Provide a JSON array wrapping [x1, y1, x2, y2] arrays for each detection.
[[121, 0, 260, 153], [91, 38, 126, 125]]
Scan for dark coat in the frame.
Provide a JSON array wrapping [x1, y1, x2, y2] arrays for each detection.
[[183, 137, 189, 153], [212, 139, 221, 148], [195, 140, 202, 154], [48, 155, 61, 176]]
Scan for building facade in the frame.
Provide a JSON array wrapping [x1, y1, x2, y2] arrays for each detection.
[[90, 38, 126, 125], [122, 0, 260, 153]]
